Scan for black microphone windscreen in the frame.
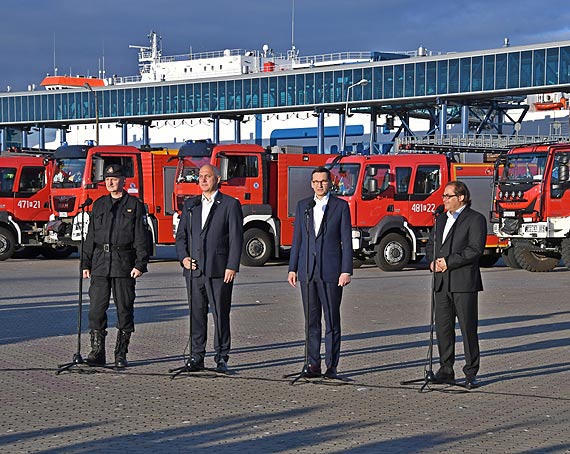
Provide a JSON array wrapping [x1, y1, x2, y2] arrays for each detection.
[[81, 197, 93, 208], [434, 204, 445, 215], [307, 199, 316, 209]]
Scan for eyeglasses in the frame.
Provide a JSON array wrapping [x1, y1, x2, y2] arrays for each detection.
[[442, 193, 458, 199], [312, 180, 329, 186]]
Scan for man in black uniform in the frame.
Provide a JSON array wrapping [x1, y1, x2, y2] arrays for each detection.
[[82, 164, 149, 368]]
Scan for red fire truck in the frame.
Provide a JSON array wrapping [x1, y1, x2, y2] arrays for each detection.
[[325, 153, 504, 271], [44, 144, 179, 252], [0, 150, 75, 260], [492, 142, 570, 272], [173, 143, 330, 266]]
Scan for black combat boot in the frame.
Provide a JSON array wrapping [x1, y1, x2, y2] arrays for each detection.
[[86, 330, 107, 366], [114, 330, 131, 368]]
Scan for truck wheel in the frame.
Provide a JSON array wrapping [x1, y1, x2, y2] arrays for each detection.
[[501, 247, 522, 269], [374, 233, 410, 271], [41, 245, 76, 259], [0, 227, 16, 261], [13, 246, 42, 259], [241, 228, 272, 267], [513, 243, 559, 272], [479, 253, 500, 268], [561, 238, 570, 270]]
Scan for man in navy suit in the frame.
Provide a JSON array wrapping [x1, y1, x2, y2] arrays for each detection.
[[426, 180, 486, 389], [175, 164, 243, 373], [288, 166, 353, 379]]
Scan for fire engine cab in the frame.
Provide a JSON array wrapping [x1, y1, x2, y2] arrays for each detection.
[[0, 150, 75, 260], [45, 144, 178, 252], [173, 142, 330, 266], [326, 152, 503, 271], [493, 142, 570, 272]]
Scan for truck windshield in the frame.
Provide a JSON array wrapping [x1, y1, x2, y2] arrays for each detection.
[[52, 158, 86, 188], [176, 156, 212, 183], [501, 153, 547, 183], [329, 164, 360, 196]]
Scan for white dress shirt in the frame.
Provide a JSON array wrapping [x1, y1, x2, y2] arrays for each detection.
[[442, 204, 466, 243], [313, 193, 329, 236], [201, 190, 218, 228]]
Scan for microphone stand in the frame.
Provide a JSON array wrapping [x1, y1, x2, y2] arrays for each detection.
[[56, 199, 91, 374], [288, 200, 315, 385], [400, 207, 441, 391]]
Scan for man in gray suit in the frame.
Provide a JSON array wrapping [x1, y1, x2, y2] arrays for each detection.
[[426, 180, 486, 389], [175, 164, 243, 373]]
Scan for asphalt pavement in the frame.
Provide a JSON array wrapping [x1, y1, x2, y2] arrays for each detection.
[[0, 247, 568, 453]]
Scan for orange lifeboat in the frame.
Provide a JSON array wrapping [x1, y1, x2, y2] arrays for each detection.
[[533, 97, 567, 111], [40, 75, 106, 90]]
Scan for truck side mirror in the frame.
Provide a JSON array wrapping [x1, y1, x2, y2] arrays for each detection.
[[559, 164, 569, 182], [362, 178, 378, 200], [92, 158, 105, 183], [219, 156, 229, 182]]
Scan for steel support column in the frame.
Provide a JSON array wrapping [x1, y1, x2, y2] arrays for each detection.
[[461, 105, 470, 135], [142, 123, 150, 147], [369, 108, 378, 152], [212, 117, 220, 143], [317, 111, 325, 154], [234, 118, 241, 143], [439, 100, 448, 137], [0, 128, 4, 151], [122, 123, 128, 145], [255, 114, 262, 145], [39, 127, 45, 149], [23, 129, 28, 148], [339, 112, 346, 153]]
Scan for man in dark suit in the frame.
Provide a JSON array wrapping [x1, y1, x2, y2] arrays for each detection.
[[426, 180, 486, 389], [175, 164, 243, 373], [288, 166, 353, 379]]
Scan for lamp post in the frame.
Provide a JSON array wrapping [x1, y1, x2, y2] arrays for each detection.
[[341, 78, 368, 153], [83, 83, 99, 145]]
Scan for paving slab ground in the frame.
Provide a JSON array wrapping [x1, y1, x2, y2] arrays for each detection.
[[0, 249, 569, 453]]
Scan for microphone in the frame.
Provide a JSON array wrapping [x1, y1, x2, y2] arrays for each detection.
[[79, 198, 93, 209], [433, 204, 445, 216], [305, 199, 316, 215]]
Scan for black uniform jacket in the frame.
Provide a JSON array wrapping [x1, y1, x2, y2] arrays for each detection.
[[426, 205, 486, 293], [175, 192, 243, 278], [82, 192, 150, 277]]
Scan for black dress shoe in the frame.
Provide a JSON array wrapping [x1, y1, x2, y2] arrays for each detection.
[[304, 364, 322, 378], [215, 359, 229, 374], [432, 369, 455, 384], [185, 358, 204, 372], [465, 376, 479, 389], [324, 367, 339, 379]]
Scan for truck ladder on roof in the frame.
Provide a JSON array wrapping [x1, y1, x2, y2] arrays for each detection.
[[395, 134, 569, 154]]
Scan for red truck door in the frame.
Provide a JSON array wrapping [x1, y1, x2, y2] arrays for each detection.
[[216, 153, 264, 204], [543, 149, 570, 218], [13, 164, 51, 222], [406, 162, 443, 227]]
